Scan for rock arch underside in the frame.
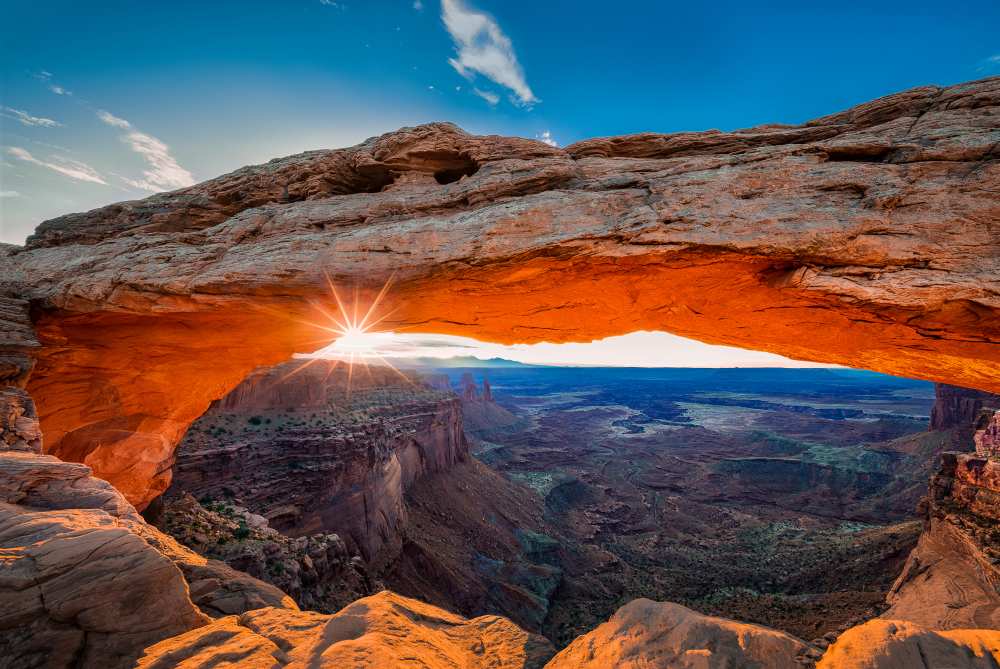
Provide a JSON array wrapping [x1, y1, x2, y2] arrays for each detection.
[[1, 76, 999, 668]]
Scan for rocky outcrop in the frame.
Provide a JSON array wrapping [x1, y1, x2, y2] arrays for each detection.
[[930, 384, 1000, 432], [0, 446, 299, 668], [0, 388, 41, 454], [136, 591, 556, 669], [158, 492, 375, 613], [0, 501, 208, 669], [1, 77, 997, 508], [816, 619, 1000, 668], [884, 452, 1000, 629], [974, 409, 1000, 458], [167, 361, 468, 567], [544, 598, 817, 668], [459, 373, 522, 434]]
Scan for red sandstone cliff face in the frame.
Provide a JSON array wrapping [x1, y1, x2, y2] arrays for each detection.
[[930, 384, 1000, 432], [0, 77, 997, 508], [167, 360, 468, 567]]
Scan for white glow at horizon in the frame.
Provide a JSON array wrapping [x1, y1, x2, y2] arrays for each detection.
[[306, 330, 835, 368]]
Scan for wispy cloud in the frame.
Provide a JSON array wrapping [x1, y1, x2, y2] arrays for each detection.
[[472, 87, 499, 106], [34, 70, 72, 96], [1, 107, 63, 128], [441, 0, 538, 106], [7, 147, 106, 184], [536, 130, 558, 147], [0, 190, 21, 198], [979, 54, 1000, 71], [97, 110, 195, 192]]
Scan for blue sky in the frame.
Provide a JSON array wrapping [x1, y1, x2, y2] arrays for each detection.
[[2, 0, 998, 246]]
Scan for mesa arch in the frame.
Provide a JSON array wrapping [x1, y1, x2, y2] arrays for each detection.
[[1, 76, 997, 508]]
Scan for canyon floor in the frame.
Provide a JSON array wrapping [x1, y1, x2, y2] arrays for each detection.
[[423, 366, 942, 646], [156, 362, 967, 652]]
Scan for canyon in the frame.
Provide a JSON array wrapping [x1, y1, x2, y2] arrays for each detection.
[[0, 75, 999, 668]]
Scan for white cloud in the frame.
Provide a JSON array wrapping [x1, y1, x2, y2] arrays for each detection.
[[441, 0, 538, 106], [34, 71, 72, 96], [1, 107, 63, 128], [97, 110, 195, 192], [0, 190, 20, 198], [7, 147, 107, 185], [536, 130, 557, 147], [97, 110, 131, 129], [981, 54, 1000, 71], [413, 0, 424, 9], [472, 87, 499, 106]]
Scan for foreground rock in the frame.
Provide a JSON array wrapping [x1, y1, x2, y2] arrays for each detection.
[[544, 599, 816, 668], [884, 452, 1000, 629], [2, 77, 998, 508], [817, 619, 1000, 668], [136, 590, 556, 669], [0, 449, 295, 668]]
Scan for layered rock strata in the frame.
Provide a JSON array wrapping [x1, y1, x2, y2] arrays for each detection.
[[930, 384, 1000, 432], [884, 451, 1000, 629], [0, 77, 997, 508], [167, 361, 468, 568], [0, 448, 298, 668]]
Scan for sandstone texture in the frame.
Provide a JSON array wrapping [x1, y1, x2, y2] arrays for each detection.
[[816, 619, 1000, 668], [884, 452, 1000, 629], [0, 447, 297, 668], [930, 384, 1000, 432], [544, 598, 816, 668], [136, 590, 556, 669], [974, 409, 1000, 458], [168, 361, 468, 566], [0, 77, 997, 508]]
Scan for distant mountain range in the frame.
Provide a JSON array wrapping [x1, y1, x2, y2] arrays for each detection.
[[396, 356, 536, 368]]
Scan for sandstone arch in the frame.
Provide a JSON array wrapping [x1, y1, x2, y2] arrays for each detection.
[[2, 76, 998, 508]]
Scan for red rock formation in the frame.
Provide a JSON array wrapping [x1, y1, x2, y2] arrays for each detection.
[[930, 384, 1000, 432], [168, 360, 468, 566], [0, 449, 298, 668], [884, 451, 1000, 629], [974, 410, 1000, 458], [0, 77, 998, 507]]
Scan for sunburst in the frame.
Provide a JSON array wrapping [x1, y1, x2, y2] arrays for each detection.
[[263, 273, 414, 394]]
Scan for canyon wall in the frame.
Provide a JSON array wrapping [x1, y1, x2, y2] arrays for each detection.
[[930, 384, 1000, 432], [167, 360, 468, 567], [0, 77, 997, 508]]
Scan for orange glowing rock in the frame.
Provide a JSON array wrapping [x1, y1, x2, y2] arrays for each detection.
[[2, 76, 997, 508]]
